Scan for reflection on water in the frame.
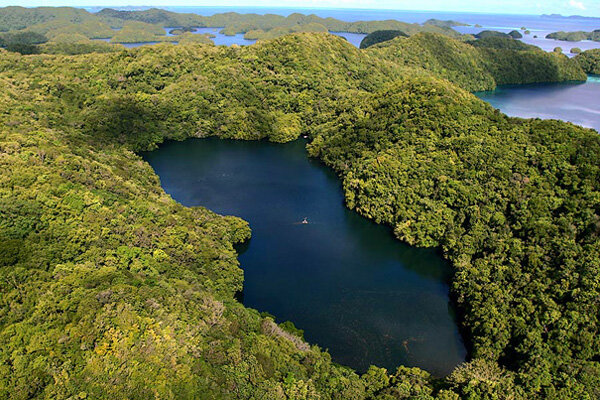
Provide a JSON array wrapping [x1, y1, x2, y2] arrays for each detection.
[[476, 77, 600, 133], [143, 138, 466, 375]]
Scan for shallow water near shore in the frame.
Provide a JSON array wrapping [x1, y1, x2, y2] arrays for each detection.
[[143, 138, 466, 375]]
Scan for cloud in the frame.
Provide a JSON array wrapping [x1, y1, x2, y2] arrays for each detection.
[[568, 0, 586, 10]]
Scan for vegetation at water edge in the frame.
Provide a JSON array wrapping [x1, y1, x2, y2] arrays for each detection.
[[575, 48, 600, 74], [0, 17, 598, 400], [359, 30, 408, 49], [0, 6, 471, 48]]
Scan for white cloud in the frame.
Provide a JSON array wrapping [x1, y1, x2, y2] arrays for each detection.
[[568, 0, 586, 10]]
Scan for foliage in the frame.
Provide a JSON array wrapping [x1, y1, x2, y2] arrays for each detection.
[[110, 21, 174, 44], [424, 19, 469, 28], [47, 33, 90, 43], [306, 73, 600, 399], [546, 30, 600, 42], [23, 19, 115, 40], [574, 48, 600, 74], [97, 7, 204, 27], [359, 30, 408, 49], [244, 23, 329, 41], [0, 30, 47, 54], [0, 6, 95, 31], [0, 31, 597, 399], [469, 37, 538, 51], [38, 40, 120, 55], [169, 27, 198, 35], [176, 32, 214, 45], [0, 6, 466, 46], [195, 12, 464, 37], [0, 30, 47, 45]]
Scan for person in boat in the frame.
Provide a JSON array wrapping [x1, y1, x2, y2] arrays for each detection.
[[301, 217, 308, 224]]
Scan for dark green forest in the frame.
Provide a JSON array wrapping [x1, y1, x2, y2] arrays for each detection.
[[474, 30, 512, 39], [359, 30, 409, 49], [0, 25, 598, 400]]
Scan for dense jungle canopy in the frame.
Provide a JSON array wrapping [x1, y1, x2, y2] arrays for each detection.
[[0, 17, 599, 400]]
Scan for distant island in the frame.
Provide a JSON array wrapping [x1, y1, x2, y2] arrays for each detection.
[[359, 29, 408, 48], [474, 30, 522, 39], [546, 29, 600, 42], [423, 18, 470, 28], [575, 48, 600, 73]]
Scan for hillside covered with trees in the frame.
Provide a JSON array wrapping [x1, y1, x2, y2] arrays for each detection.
[[575, 48, 600, 74], [0, 29, 598, 400], [359, 30, 408, 49], [368, 34, 585, 91]]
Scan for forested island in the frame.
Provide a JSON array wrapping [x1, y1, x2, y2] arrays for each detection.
[[575, 48, 600, 74], [1, 5, 600, 400], [0, 6, 465, 49], [546, 29, 600, 42]]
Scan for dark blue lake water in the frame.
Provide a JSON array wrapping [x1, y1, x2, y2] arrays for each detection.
[[476, 76, 600, 133], [124, 5, 600, 377], [143, 138, 467, 375]]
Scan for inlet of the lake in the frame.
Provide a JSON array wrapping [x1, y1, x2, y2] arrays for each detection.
[[475, 76, 600, 133], [143, 138, 466, 375]]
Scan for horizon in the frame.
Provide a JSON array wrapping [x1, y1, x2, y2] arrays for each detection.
[[90, 5, 598, 18], [1, 1, 599, 18]]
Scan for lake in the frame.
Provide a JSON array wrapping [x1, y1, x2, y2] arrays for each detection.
[[476, 76, 600, 133], [142, 69, 599, 378], [143, 138, 466, 375]]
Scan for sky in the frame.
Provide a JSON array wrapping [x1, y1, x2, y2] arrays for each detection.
[[0, 1, 599, 18]]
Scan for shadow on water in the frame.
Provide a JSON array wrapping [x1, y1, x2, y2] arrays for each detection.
[[142, 137, 466, 375], [475, 77, 600, 133], [312, 157, 454, 283]]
